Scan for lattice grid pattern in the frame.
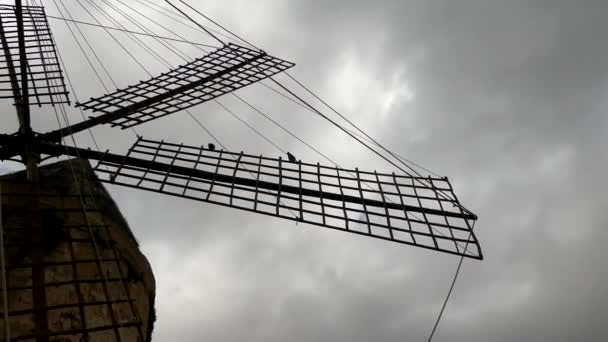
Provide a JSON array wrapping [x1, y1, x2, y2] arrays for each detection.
[[94, 138, 482, 259], [76, 43, 295, 128], [0, 5, 69, 105], [0, 183, 146, 341]]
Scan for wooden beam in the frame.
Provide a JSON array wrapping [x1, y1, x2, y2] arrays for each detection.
[[38, 142, 477, 221], [43, 53, 265, 142], [15, 1, 37, 181]]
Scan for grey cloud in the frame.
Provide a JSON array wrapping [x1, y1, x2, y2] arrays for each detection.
[[1, 0, 606, 341]]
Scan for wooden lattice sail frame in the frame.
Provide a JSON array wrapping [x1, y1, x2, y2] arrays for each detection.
[[0, 1, 482, 257], [89, 137, 480, 258], [0, 1, 482, 341], [0, 4, 69, 106]]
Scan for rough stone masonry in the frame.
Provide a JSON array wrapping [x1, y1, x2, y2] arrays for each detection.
[[0, 159, 155, 342]]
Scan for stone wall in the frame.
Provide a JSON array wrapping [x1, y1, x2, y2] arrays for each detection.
[[0, 159, 156, 342]]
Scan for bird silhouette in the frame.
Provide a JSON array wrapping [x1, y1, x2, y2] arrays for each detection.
[[287, 152, 297, 163], [208, 143, 216, 151]]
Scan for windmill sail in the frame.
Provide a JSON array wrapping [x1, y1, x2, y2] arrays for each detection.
[[85, 137, 481, 259], [0, 2, 482, 261], [76, 43, 294, 129], [0, 4, 69, 105], [0, 2, 485, 339]]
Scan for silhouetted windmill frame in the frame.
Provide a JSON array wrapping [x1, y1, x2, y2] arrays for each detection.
[[0, 0, 481, 263]]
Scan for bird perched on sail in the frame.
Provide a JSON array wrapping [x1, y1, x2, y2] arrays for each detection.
[[208, 143, 216, 151], [287, 152, 297, 163]]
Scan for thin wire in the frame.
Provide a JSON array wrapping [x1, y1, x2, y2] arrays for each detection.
[[155, 0, 328, 119], [276, 73, 467, 209], [110, 0, 329, 167], [267, 77, 473, 249], [0, 183, 10, 342], [35, 0, 111, 154], [60, 0, 141, 136], [51, 0, 111, 92], [68, 0, 467, 242], [215, 101, 286, 154], [229, 92, 443, 234], [232, 93, 339, 164], [198, 0, 476, 247], [110, 4, 349, 173], [135, 0, 239, 44], [90, 1, 301, 220], [340, 125, 442, 178], [86, 0, 185, 67], [44, 29, 148, 327], [106, 0, 193, 61], [55, 0, 471, 255], [172, 0, 432, 178], [71, 0, 152, 77], [111, 2, 467, 237], [272, 77, 475, 215], [95, 1, 269, 150], [176, 1, 445, 182], [92, 0, 218, 145], [172, 0, 440, 182], [393, 152, 442, 179], [163, 0, 225, 46], [271, 78, 415, 176], [84, 1, 254, 161], [426, 221, 476, 342], [56, 0, 123, 85], [47, 15, 218, 48], [170, 6, 477, 252], [50, 7, 102, 155], [177, 0, 257, 49], [259, 79, 318, 112], [83, 0, 217, 144], [186, 112, 225, 148], [188, 4, 436, 179], [286, 72, 429, 177], [112, 0, 307, 145], [87, 0, 214, 146]]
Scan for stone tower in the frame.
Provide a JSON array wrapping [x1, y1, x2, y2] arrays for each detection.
[[0, 159, 156, 341]]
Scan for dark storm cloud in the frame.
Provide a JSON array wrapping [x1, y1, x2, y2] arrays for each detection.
[[0, 0, 606, 341]]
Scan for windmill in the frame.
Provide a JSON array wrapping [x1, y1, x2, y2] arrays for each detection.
[[0, 0, 481, 341]]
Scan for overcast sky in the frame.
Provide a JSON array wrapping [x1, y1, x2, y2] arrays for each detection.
[[1, 0, 608, 341]]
